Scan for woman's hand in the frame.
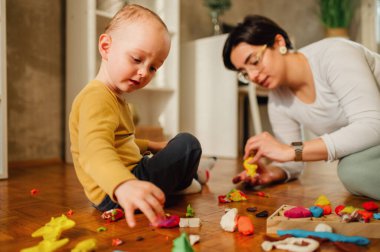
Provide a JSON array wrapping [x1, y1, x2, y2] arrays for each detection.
[[244, 132, 294, 163], [232, 162, 287, 187]]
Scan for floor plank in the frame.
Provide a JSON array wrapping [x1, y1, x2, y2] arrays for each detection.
[[0, 159, 379, 251]]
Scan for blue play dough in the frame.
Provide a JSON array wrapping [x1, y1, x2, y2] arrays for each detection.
[[277, 229, 370, 246], [309, 206, 324, 217], [374, 213, 380, 220]]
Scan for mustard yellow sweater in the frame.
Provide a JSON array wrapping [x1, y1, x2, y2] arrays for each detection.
[[69, 80, 148, 205]]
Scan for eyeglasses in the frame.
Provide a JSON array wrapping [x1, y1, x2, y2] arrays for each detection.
[[237, 44, 267, 84]]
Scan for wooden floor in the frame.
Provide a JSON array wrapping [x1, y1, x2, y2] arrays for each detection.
[[1, 158, 379, 251]]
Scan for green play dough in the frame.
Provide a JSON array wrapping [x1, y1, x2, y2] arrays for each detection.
[[172, 233, 194, 252]]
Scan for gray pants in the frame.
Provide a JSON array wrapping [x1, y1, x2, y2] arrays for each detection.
[[338, 144, 380, 200]]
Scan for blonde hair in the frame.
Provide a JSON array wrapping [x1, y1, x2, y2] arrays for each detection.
[[104, 4, 168, 34]]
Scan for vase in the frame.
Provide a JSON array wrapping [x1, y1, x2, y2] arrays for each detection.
[[325, 28, 349, 38], [210, 9, 222, 35]]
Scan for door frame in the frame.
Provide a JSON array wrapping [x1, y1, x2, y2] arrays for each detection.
[[0, 0, 8, 179]]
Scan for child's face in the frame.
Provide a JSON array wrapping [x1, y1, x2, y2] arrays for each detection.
[[102, 19, 170, 94]]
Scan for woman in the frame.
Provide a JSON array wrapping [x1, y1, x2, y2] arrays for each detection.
[[223, 15, 380, 199]]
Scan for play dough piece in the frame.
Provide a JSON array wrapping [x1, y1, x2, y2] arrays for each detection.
[[314, 195, 330, 206], [243, 157, 258, 177], [237, 216, 254, 235], [284, 207, 312, 218], [172, 233, 193, 252], [220, 208, 238, 232], [362, 201, 379, 211]]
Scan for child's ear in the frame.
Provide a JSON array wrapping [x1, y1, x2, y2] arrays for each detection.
[[98, 33, 112, 60]]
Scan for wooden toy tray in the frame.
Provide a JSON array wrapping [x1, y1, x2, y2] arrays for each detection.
[[267, 204, 380, 238]]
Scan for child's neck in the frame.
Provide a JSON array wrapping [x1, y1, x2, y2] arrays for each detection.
[[95, 65, 125, 102]]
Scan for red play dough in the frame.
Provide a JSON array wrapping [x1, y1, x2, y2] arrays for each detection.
[[335, 205, 345, 216], [363, 201, 379, 211], [284, 206, 312, 218]]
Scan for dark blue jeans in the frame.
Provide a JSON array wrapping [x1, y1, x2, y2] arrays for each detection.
[[95, 132, 202, 212]]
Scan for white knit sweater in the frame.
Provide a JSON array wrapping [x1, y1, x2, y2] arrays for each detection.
[[269, 38, 380, 180]]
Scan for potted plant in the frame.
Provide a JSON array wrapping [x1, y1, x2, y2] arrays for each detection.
[[319, 0, 356, 37], [203, 0, 231, 35]]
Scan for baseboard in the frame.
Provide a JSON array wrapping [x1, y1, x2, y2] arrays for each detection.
[[9, 158, 63, 169]]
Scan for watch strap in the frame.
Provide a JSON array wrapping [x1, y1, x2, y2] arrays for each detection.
[[291, 141, 303, 161]]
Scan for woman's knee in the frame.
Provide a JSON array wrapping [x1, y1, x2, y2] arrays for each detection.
[[337, 159, 361, 188], [338, 145, 380, 198]]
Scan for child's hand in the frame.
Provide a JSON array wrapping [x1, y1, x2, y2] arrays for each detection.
[[148, 140, 168, 153], [114, 180, 165, 228]]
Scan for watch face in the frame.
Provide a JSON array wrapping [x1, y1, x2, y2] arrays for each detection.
[[291, 142, 303, 161], [292, 141, 303, 146]]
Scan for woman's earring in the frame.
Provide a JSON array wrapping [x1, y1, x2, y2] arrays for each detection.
[[279, 46, 287, 55]]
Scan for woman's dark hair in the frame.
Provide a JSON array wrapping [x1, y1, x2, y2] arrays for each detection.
[[223, 15, 293, 70]]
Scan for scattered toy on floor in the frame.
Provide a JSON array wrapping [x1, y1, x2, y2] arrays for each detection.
[[66, 209, 74, 216], [172, 233, 194, 252], [136, 236, 144, 241], [179, 218, 201, 228], [237, 216, 254, 235], [97, 226, 107, 232], [101, 208, 124, 222], [188, 234, 200, 246], [256, 191, 269, 197], [261, 237, 319, 252], [186, 204, 195, 217], [246, 207, 257, 213], [30, 188, 39, 196], [21, 214, 76, 252], [157, 215, 180, 228], [21, 238, 70, 252], [112, 238, 123, 247], [255, 210, 269, 218], [220, 208, 238, 232], [32, 214, 76, 241], [71, 238, 97, 252], [218, 189, 247, 203]]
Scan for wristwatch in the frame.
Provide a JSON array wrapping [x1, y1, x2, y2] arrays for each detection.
[[291, 142, 303, 161]]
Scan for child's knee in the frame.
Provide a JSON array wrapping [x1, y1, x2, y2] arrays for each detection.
[[176, 132, 201, 151]]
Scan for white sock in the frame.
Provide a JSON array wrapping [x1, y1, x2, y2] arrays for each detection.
[[173, 179, 202, 195], [196, 156, 217, 184]]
